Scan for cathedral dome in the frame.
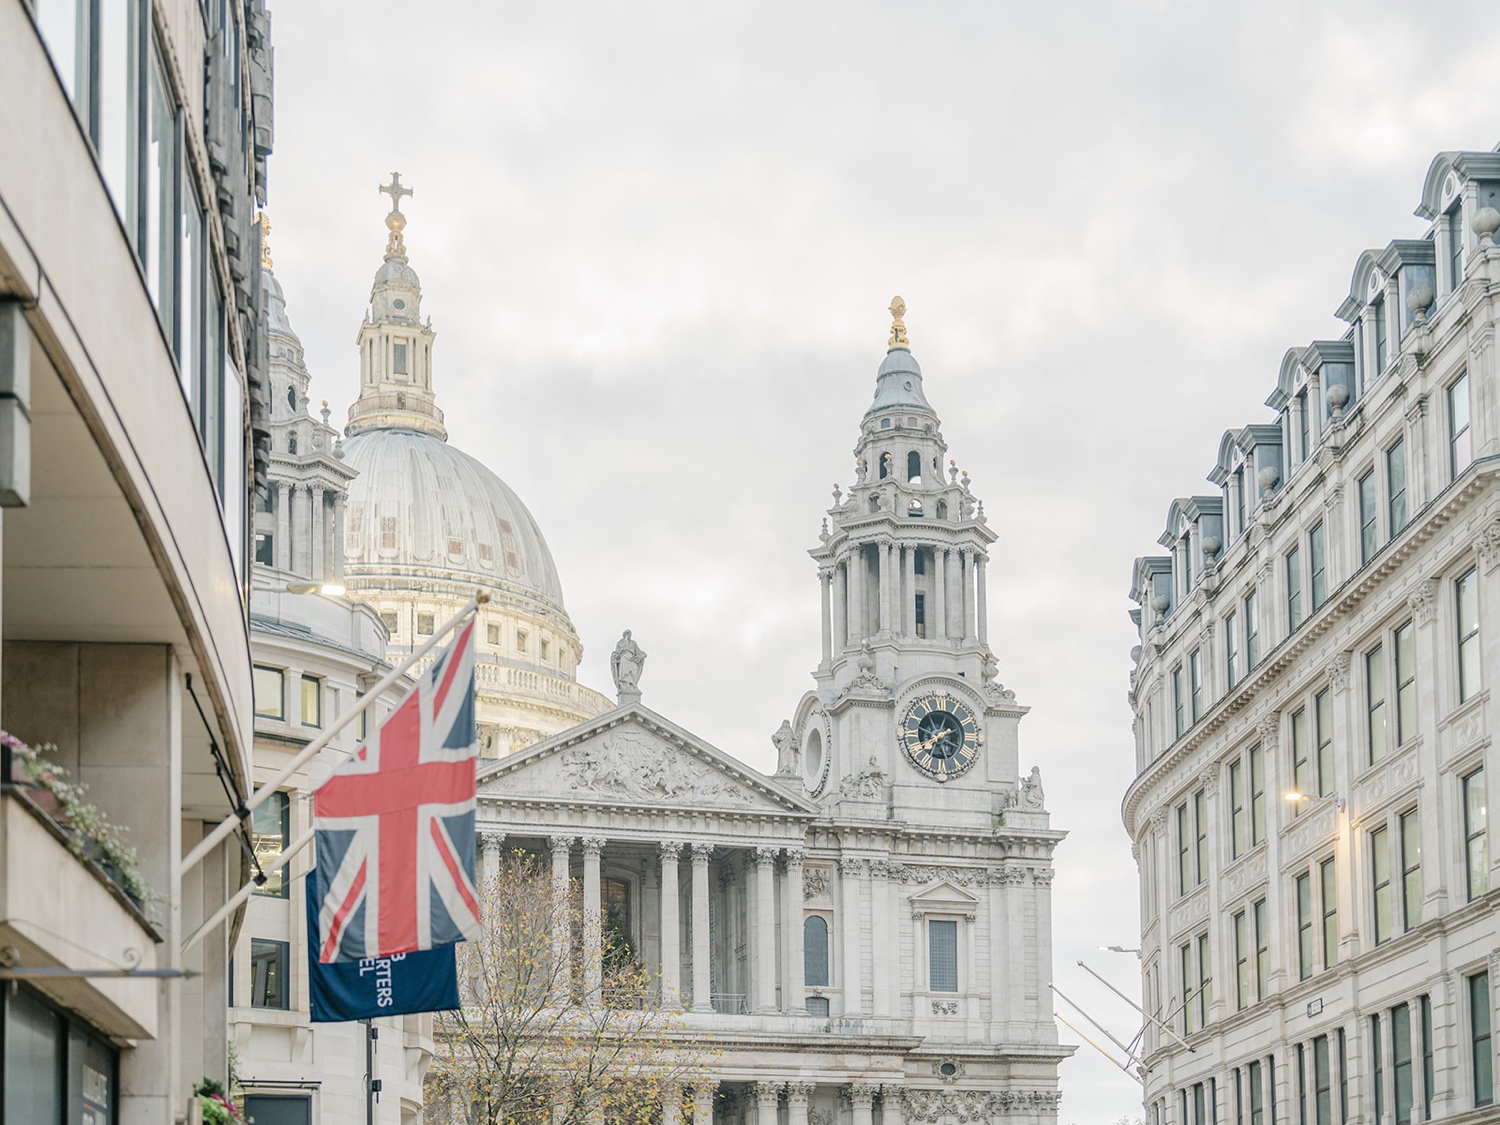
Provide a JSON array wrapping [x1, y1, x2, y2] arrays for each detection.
[[341, 427, 566, 611]]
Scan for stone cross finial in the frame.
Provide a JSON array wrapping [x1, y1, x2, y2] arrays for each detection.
[[379, 171, 414, 212], [888, 295, 909, 347], [379, 172, 414, 256]]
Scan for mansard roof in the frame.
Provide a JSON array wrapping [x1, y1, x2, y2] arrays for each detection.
[[1129, 555, 1171, 604], [1415, 149, 1500, 220], [1266, 347, 1307, 410], [1208, 429, 1243, 485], [1336, 248, 1387, 323]]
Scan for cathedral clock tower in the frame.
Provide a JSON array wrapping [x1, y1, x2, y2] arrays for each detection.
[[791, 299, 1027, 828]]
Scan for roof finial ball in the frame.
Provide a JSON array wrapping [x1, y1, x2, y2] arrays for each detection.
[[888, 296, 909, 349], [1473, 206, 1500, 248]]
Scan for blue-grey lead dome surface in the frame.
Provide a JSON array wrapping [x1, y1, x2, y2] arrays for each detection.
[[340, 428, 567, 609], [865, 346, 935, 417]]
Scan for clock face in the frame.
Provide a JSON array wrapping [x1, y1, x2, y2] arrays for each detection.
[[899, 692, 980, 781]]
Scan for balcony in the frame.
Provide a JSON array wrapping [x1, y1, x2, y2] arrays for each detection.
[[0, 788, 160, 1039]]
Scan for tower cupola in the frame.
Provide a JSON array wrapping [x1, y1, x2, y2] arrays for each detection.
[[345, 172, 446, 440]]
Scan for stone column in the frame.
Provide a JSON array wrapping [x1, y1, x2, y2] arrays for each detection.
[[848, 1085, 878, 1125], [659, 842, 682, 1007], [903, 544, 916, 637], [877, 540, 892, 634], [310, 484, 326, 579], [691, 843, 713, 1012], [331, 494, 346, 580], [291, 483, 312, 575], [975, 554, 988, 645], [755, 847, 779, 1012], [946, 548, 962, 639], [819, 569, 833, 666], [959, 548, 973, 641], [549, 836, 573, 994], [754, 1083, 783, 1125], [480, 830, 503, 888], [786, 1083, 813, 1125], [691, 1083, 716, 1125], [833, 563, 848, 652], [870, 860, 893, 1017], [881, 1087, 905, 1125], [840, 858, 864, 1016], [274, 481, 291, 570], [581, 836, 604, 1001], [782, 848, 806, 1014], [848, 546, 864, 643], [932, 547, 947, 640], [663, 1087, 683, 1125]]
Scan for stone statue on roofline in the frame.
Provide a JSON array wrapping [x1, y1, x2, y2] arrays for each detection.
[[772, 720, 800, 776], [611, 630, 646, 702]]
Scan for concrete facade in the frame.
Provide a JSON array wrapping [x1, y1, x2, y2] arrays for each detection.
[[0, 0, 273, 1121], [1127, 150, 1500, 1125]]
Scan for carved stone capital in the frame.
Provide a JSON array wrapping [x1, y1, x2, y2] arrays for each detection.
[[1408, 579, 1439, 625], [755, 846, 778, 867], [1031, 868, 1055, 887], [754, 1083, 784, 1105], [839, 857, 866, 878], [1257, 712, 1281, 748], [1198, 765, 1220, 799], [786, 1083, 815, 1105], [1148, 807, 1169, 833], [1323, 651, 1352, 693], [783, 847, 807, 868], [479, 829, 506, 849], [847, 1084, 880, 1106], [690, 842, 713, 864], [1478, 519, 1500, 573], [868, 859, 896, 879], [579, 836, 605, 858], [547, 835, 575, 853], [658, 840, 683, 861]]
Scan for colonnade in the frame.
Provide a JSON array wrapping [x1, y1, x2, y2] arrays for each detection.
[[819, 542, 987, 662], [274, 480, 344, 581], [479, 833, 811, 1014]]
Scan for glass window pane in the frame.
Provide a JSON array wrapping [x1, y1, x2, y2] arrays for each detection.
[[1393, 1003, 1413, 1125], [1297, 872, 1313, 979], [1250, 745, 1266, 844], [250, 939, 288, 1009], [1471, 972, 1492, 1106], [1310, 524, 1327, 609], [928, 920, 958, 992], [1372, 826, 1391, 944], [251, 791, 289, 897], [1464, 768, 1489, 900], [1395, 621, 1416, 746], [1400, 810, 1421, 930], [1451, 373, 1472, 477], [36, 0, 84, 106], [1387, 440, 1407, 536], [803, 915, 829, 987], [1321, 857, 1338, 970], [1367, 645, 1387, 763], [1359, 471, 1377, 565], [1315, 690, 1333, 797], [1287, 547, 1303, 630], [300, 676, 321, 727], [146, 42, 177, 332], [1457, 569, 1481, 702], [3, 986, 64, 1125], [253, 665, 283, 720]]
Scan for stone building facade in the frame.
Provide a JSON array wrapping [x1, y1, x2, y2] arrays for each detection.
[[466, 303, 1070, 1125], [1126, 149, 1500, 1125]]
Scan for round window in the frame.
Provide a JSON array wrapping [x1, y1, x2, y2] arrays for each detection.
[[939, 1063, 958, 1078], [803, 728, 824, 788], [393, 298, 406, 309]]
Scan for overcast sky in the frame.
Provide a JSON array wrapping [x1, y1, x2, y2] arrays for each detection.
[[267, 3, 1500, 1120]]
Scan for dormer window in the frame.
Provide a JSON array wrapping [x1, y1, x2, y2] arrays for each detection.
[[1373, 298, 1388, 373], [393, 341, 408, 375], [1448, 205, 1465, 291], [1297, 392, 1310, 463]]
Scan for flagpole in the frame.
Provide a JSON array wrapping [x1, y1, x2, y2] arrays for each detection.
[[182, 595, 487, 878], [182, 826, 315, 956]]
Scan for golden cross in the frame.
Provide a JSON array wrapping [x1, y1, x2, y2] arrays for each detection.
[[379, 172, 413, 212]]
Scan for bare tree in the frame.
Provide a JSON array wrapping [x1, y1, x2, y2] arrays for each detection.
[[426, 851, 710, 1125]]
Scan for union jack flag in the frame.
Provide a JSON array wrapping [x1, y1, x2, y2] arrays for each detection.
[[313, 618, 481, 962]]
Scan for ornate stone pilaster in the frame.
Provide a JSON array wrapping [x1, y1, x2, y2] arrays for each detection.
[[1478, 519, 1500, 573], [1257, 711, 1281, 750], [1408, 579, 1440, 625], [786, 1082, 815, 1125], [819, 567, 834, 664], [1323, 652, 1352, 693], [754, 847, 778, 1012], [691, 1083, 716, 1125], [783, 847, 807, 1013], [881, 1086, 906, 1125], [869, 857, 894, 1016]]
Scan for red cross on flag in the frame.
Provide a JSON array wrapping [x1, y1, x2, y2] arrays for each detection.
[[313, 618, 481, 961]]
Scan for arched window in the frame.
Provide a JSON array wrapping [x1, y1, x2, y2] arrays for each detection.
[[936, 500, 949, 520], [804, 915, 830, 987], [907, 451, 921, 481], [879, 452, 891, 479], [286, 384, 296, 412], [287, 432, 298, 455]]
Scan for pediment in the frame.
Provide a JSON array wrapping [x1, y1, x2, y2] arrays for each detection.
[[909, 880, 980, 913], [476, 705, 816, 817]]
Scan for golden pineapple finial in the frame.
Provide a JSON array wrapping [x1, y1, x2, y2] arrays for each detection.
[[888, 296, 908, 348]]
